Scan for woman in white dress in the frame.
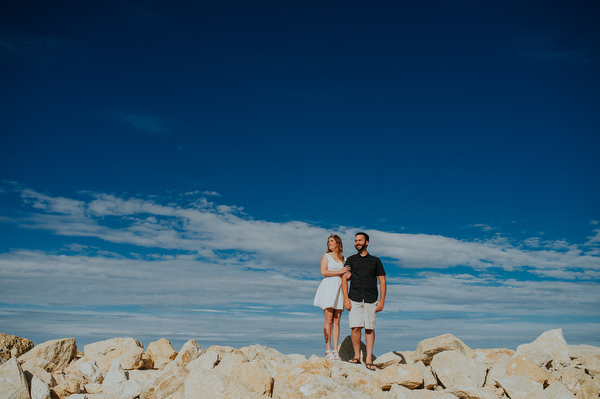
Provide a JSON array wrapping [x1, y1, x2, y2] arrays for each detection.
[[313, 234, 351, 360]]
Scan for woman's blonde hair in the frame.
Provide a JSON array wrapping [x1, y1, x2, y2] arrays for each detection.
[[327, 234, 344, 260]]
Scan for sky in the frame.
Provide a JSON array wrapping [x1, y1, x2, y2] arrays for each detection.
[[1, 0, 599, 357]]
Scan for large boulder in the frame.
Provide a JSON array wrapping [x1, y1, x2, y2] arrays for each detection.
[[568, 344, 600, 377], [515, 329, 570, 369], [430, 350, 487, 389], [83, 337, 149, 372], [415, 360, 437, 390], [0, 357, 30, 399], [100, 359, 142, 399], [174, 340, 204, 366], [186, 350, 219, 372], [559, 365, 599, 398], [373, 351, 405, 369], [474, 348, 515, 367], [232, 359, 274, 396], [544, 382, 576, 399], [30, 374, 52, 399], [18, 338, 77, 372], [185, 368, 263, 399], [504, 354, 549, 384], [494, 375, 545, 399], [378, 363, 424, 390], [144, 359, 188, 399], [146, 338, 177, 369], [272, 357, 334, 398], [414, 334, 474, 365], [0, 333, 34, 359]]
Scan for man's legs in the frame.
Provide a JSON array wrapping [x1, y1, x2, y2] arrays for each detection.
[[351, 327, 362, 360], [365, 329, 375, 364]]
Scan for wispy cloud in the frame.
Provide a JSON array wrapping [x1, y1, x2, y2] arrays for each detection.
[[0, 29, 76, 66], [515, 31, 596, 66], [116, 114, 171, 135], [4, 185, 600, 278]]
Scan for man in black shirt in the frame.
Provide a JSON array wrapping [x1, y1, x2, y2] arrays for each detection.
[[341, 232, 386, 370]]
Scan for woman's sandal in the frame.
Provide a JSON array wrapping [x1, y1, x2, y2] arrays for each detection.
[[325, 351, 334, 360], [348, 358, 360, 364], [331, 350, 341, 360], [366, 363, 376, 371]]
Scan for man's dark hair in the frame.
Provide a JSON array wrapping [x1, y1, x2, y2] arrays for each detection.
[[356, 232, 369, 242]]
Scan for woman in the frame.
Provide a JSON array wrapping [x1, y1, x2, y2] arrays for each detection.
[[313, 234, 351, 360]]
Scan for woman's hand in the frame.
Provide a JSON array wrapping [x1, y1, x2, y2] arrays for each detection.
[[344, 271, 352, 279], [339, 266, 350, 275]]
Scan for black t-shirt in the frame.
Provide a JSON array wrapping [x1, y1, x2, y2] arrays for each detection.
[[345, 253, 386, 303]]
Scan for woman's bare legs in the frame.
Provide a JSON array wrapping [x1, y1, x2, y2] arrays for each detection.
[[332, 309, 343, 351], [323, 308, 334, 352]]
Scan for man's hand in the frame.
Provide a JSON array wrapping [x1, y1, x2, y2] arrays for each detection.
[[343, 271, 352, 279], [344, 299, 352, 311], [375, 300, 384, 313]]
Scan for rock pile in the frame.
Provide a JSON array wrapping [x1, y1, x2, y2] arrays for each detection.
[[1, 329, 599, 398]]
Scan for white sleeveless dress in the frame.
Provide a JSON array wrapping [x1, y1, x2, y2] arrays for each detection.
[[313, 253, 344, 310]]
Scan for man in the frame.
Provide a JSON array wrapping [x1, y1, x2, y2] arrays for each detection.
[[341, 232, 386, 370]]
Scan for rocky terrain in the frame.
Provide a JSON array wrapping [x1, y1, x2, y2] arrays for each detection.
[[1, 329, 599, 398]]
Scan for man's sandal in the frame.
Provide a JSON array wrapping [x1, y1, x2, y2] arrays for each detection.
[[366, 363, 376, 371], [348, 358, 360, 364]]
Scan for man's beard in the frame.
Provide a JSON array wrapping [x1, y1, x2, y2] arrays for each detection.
[[355, 243, 367, 252]]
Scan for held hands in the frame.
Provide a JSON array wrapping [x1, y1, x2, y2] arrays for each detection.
[[344, 299, 352, 311]]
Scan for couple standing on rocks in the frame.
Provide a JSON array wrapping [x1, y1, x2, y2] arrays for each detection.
[[313, 232, 387, 371]]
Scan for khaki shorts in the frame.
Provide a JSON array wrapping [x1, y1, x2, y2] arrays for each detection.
[[348, 300, 378, 330]]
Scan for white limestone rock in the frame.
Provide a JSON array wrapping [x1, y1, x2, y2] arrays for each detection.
[[174, 340, 204, 366], [186, 350, 219, 371], [544, 382, 576, 399], [430, 350, 487, 389], [414, 334, 474, 365], [494, 375, 545, 399], [184, 368, 263, 399], [374, 351, 405, 369], [390, 384, 459, 398], [415, 360, 438, 389], [18, 338, 77, 372], [146, 338, 177, 369], [0, 333, 34, 359], [446, 385, 501, 399], [83, 337, 148, 372], [568, 344, 600, 377], [30, 374, 52, 399], [78, 360, 104, 383], [0, 357, 30, 399], [101, 360, 142, 399], [504, 354, 549, 384], [559, 365, 599, 398], [378, 363, 424, 390], [232, 359, 274, 396], [515, 329, 570, 369]]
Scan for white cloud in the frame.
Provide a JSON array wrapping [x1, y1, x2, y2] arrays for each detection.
[[117, 114, 171, 134], [5, 187, 600, 278]]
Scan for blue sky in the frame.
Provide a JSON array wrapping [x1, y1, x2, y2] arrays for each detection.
[[1, 0, 599, 357]]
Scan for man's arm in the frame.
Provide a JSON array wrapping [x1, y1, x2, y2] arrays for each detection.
[[375, 275, 386, 312], [341, 273, 352, 311]]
